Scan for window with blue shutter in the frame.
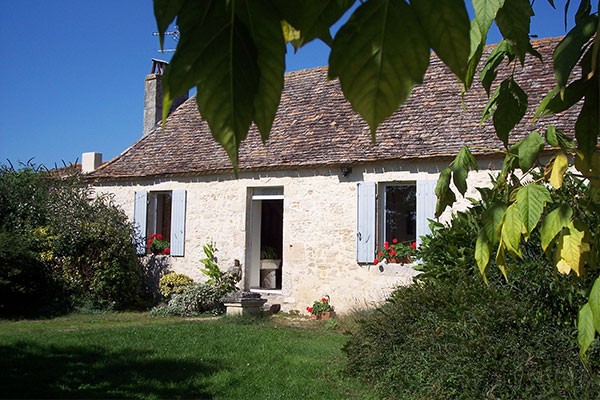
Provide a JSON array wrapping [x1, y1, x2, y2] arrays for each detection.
[[133, 191, 148, 255], [416, 180, 437, 247], [134, 189, 187, 256], [358, 179, 438, 263], [356, 182, 376, 263], [170, 189, 186, 257]]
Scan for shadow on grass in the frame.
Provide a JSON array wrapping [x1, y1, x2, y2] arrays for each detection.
[[0, 341, 219, 399]]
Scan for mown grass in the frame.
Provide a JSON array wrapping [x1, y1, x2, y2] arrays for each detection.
[[0, 312, 375, 399]]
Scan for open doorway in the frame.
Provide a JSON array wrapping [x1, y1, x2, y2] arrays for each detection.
[[248, 188, 284, 291]]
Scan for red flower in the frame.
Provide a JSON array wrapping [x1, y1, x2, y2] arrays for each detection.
[[384, 241, 389, 249], [147, 239, 152, 244], [150, 234, 157, 239], [146, 245, 150, 249], [374, 258, 380, 264], [390, 250, 397, 256], [378, 252, 383, 257], [156, 234, 163, 240], [392, 238, 398, 244], [410, 242, 417, 249], [307, 307, 313, 313], [164, 248, 171, 255], [321, 297, 328, 302]]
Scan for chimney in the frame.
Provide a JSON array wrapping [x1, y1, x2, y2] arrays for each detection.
[[143, 59, 188, 137], [81, 152, 102, 173]]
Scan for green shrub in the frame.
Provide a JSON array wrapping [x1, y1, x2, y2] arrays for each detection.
[[150, 283, 222, 316], [200, 242, 241, 298], [0, 163, 142, 315], [344, 277, 600, 399], [158, 273, 194, 299]]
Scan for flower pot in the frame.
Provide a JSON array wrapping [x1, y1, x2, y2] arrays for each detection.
[[388, 258, 397, 263], [311, 311, 333, 320], [398, 256, 411, 264]]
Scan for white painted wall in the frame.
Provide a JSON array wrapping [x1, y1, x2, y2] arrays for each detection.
[[92, 157, 502, 313]]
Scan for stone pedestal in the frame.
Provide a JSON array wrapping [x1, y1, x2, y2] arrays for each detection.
[[222, 291, 267, 317]]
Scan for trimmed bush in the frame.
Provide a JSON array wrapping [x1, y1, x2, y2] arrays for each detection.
[[158, 273, 194, 299], [344, 277, 600, 399], [150, 283, 222, 317]]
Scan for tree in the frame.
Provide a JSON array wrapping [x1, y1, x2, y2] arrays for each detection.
[[153, 0, 599, 357]]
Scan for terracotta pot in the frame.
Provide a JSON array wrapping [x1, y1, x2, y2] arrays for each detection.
[[388, 258, 397, 263], [311, 311, 333, 320]]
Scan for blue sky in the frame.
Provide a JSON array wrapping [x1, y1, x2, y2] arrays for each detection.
[[0, 1, 587, 168]]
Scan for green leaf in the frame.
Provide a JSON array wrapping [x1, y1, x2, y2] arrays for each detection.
[[517, 130, 545, 171], [496, 240, 508, 280], [329, 0, 430, 138], [475, 231, 491, 283], [578, 303, 595, 359], [486, 78, 527, 146], [472, 0, 505, 36], [411, 0, 470, 81], [452, 146, 478, 195], [163, 1, 259, 171], [495, 0, 533, 62], [464, 21, 485, 90], [236, 1, 286, 141], [545, 125, 558, 147], [483, 201, 507, 245], [534, 79, 587, 120], [435, 167, 456, 217], [549, 152, 569, 189], [501, 203, 522, 257], [553, 15, 598, 91], [540, 204, 573, 251], [481, 40, 514, 96], [575, 83, 600, 159], [153, 0, 185, 49], [274, 0, 354, 48], [589, 277, 600, 333], [515, 183, 550, 239]]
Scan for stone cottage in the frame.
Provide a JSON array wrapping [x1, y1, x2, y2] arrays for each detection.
[[86, 37, 576, 313]]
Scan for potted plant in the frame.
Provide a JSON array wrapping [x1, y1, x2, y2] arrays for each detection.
[[260, 246, 280, 289], [260, 246, 281, 269], [306, 296, 333, 320], [147, 234, 170, 255], [374, 239, 416, 264]]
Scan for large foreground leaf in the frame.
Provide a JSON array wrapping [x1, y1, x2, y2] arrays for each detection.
[[540, 204, 572, 250], [411, 0, 471, 81], [515, 183, 550, 239], [236, 1, 286, 141], [163, 1, 259, 171], [329, 0, 430, 138], [495, 0, 533, 61]]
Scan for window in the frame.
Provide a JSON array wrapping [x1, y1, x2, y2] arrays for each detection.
[[133, 189, 187, 256], [147, 192, 172, 241], [381, 184, 416, 244], [356, 180, 436, 263]]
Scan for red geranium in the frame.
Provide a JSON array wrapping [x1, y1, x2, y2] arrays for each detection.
[[374, 258, 380, 264], [390, 250, 397, 256], [306, 307, 313, 313], [156, 234, 163, 240], [410, 242, 417, 249], [164, 248, 171, 255], [392, 238, 398, 244], [384, 241, 389, 249]]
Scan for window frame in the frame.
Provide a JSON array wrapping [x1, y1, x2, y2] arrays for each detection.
[[378, 182, 417, 248]]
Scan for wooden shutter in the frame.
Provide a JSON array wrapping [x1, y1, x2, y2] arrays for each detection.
[[170, 189, 187, 257], [416, 180, 437, 247], [133, 191, 148, 255], [356, 182, 376, 263]]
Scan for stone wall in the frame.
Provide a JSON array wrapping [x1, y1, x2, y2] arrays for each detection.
[[92, 157, 502, 313]]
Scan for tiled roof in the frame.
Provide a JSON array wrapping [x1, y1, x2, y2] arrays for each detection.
[[90, 37, 579, 180]]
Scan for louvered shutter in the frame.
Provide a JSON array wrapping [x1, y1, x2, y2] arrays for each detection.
[[416, 180, 437, 247], [356, 182, 376, 263], [170, 189, 187, 257], [133, 191, 148, 255]]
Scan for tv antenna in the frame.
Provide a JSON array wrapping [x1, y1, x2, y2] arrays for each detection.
[[153, 26, 179, 53]]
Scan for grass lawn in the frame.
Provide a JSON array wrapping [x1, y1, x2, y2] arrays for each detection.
[[0, 312, 375, 399]]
